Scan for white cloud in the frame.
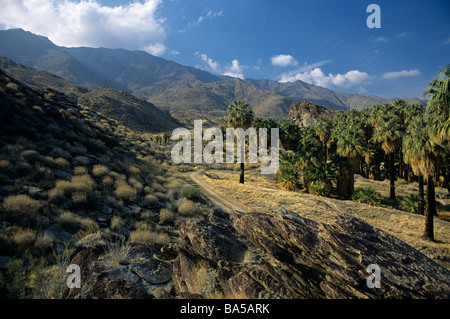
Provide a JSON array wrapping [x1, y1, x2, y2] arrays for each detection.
[[280, 67, 372, 89], [271, 54, 298, 67], [222, 59, 244, 79], [373, 36, 389, 43], [197, 10, 223, 24], [0, 0, 166, 55], [443, 38, 450, 45], [380, 69, 420, 80], [195, 52, 220, 73], [195, 53, 244, 79]]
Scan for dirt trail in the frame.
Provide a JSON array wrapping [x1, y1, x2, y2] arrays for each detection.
[[185, 171, 247, 213]]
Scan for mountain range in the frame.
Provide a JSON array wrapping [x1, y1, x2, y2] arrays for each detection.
[[0, 28, 425, 127]]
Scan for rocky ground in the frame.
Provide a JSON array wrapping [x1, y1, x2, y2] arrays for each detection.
[[66, 206, 450, 299]]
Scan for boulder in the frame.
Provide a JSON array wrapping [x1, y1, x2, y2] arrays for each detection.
[[173, 208, 450, 299]]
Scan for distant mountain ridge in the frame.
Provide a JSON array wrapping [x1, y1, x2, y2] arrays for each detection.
[[0, 28, 425, 125]]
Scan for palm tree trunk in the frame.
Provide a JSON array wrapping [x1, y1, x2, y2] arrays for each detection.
[[418, 175, 424, 215], [389, 153, 396, 200], [240, 162, 245, 184], [424, 175, 435, 240]]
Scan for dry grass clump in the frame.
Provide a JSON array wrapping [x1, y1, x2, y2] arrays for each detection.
[[92, 164, 109, 178], [129, 229, 170, 244], [12, 228, 37, 248], [115, 182, 137, 202], [111, 216, 125, 232], [57, 211, 98, 233], [2, 194, 42, 217], [55, 174, 95, 200], [73, 166, 87, 175], [159, 208, 175, 224], [178, 199, 200, 217], [143, 194, 158, 207]]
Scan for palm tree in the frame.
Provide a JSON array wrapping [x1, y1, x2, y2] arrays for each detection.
[[314, 116, 332, 163], [403, 116, 426, 216], [227, 100, 254, 184], [425, 65, 450, 141], [425, 65, 450, 196], [331, 110, 365, 198], [373, 105, 403, 200], [403, 115, 443, 240], [278, 118, 301, 151]]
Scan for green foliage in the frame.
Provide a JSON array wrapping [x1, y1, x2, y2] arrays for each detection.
[[352, 187, 384, 207], [401, 194, 420, 214], [308, 180, 328, 197], [279, 166, 300, 191], [180, 186, 202, 201]]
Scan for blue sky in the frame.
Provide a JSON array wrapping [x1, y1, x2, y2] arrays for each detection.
[[1, 0, 449, 98]]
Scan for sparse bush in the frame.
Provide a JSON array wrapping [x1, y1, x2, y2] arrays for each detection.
[[2, 194, 42, 217], [129, 221, 170, 244], [92, 164, 109, 178], [111, 216, 125, 232], [180, 186, 202, 201], [103, 240, 131, 266], [143, 194, 158, 207], [352, 187, 384, 207], [54, 157, 70, 170], [73, 166, 87, 175], [55, 174, 95, 197], [178, 200, 200, 217], [115, 183, 137, 202], [19, 150, 41, 164], [159, 208, 175, 224], [12, 228, 37, 248], [102, 175, 114, 188]]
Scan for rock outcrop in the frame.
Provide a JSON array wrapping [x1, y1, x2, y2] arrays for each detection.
[[289, 101, 336, 127], [67, 207, 450, 299], [173, 208, 450, 299]]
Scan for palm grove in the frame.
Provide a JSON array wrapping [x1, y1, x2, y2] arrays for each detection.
[[226, 66, 450, 241]]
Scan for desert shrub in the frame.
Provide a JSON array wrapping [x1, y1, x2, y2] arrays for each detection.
[[54, 157, 70, 170], [55, 174, 95, 196], [103, 240, 131, 266], [48, 188, 65, 203], [12, 228, 37, 248], [352, 187, 384, 207], [115, 183, 137, 202], [111, 216, 125, 232], [128, 177, 143, 192], [92, 164, 109, 178], [178, 200, 200, 217], [401, 194, 419, 214], [1, 194, 42, 217], [159, 208, 175, 224], [0, 159, 12, 170], [73, 166, 87, 175], [102, 175, 114, 188], [279, 166, 300, 191], [180, 186, 202, 201], [19, 150, 41, 164], [143, 194, 158, 207], [129, 229, 170, 244], [128, 165, 140, 175]]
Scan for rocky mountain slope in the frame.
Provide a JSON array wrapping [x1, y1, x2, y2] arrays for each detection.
[[289, 101, 337, 127], [0, 28, 425, 126], [0, 57, 180, 133]]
